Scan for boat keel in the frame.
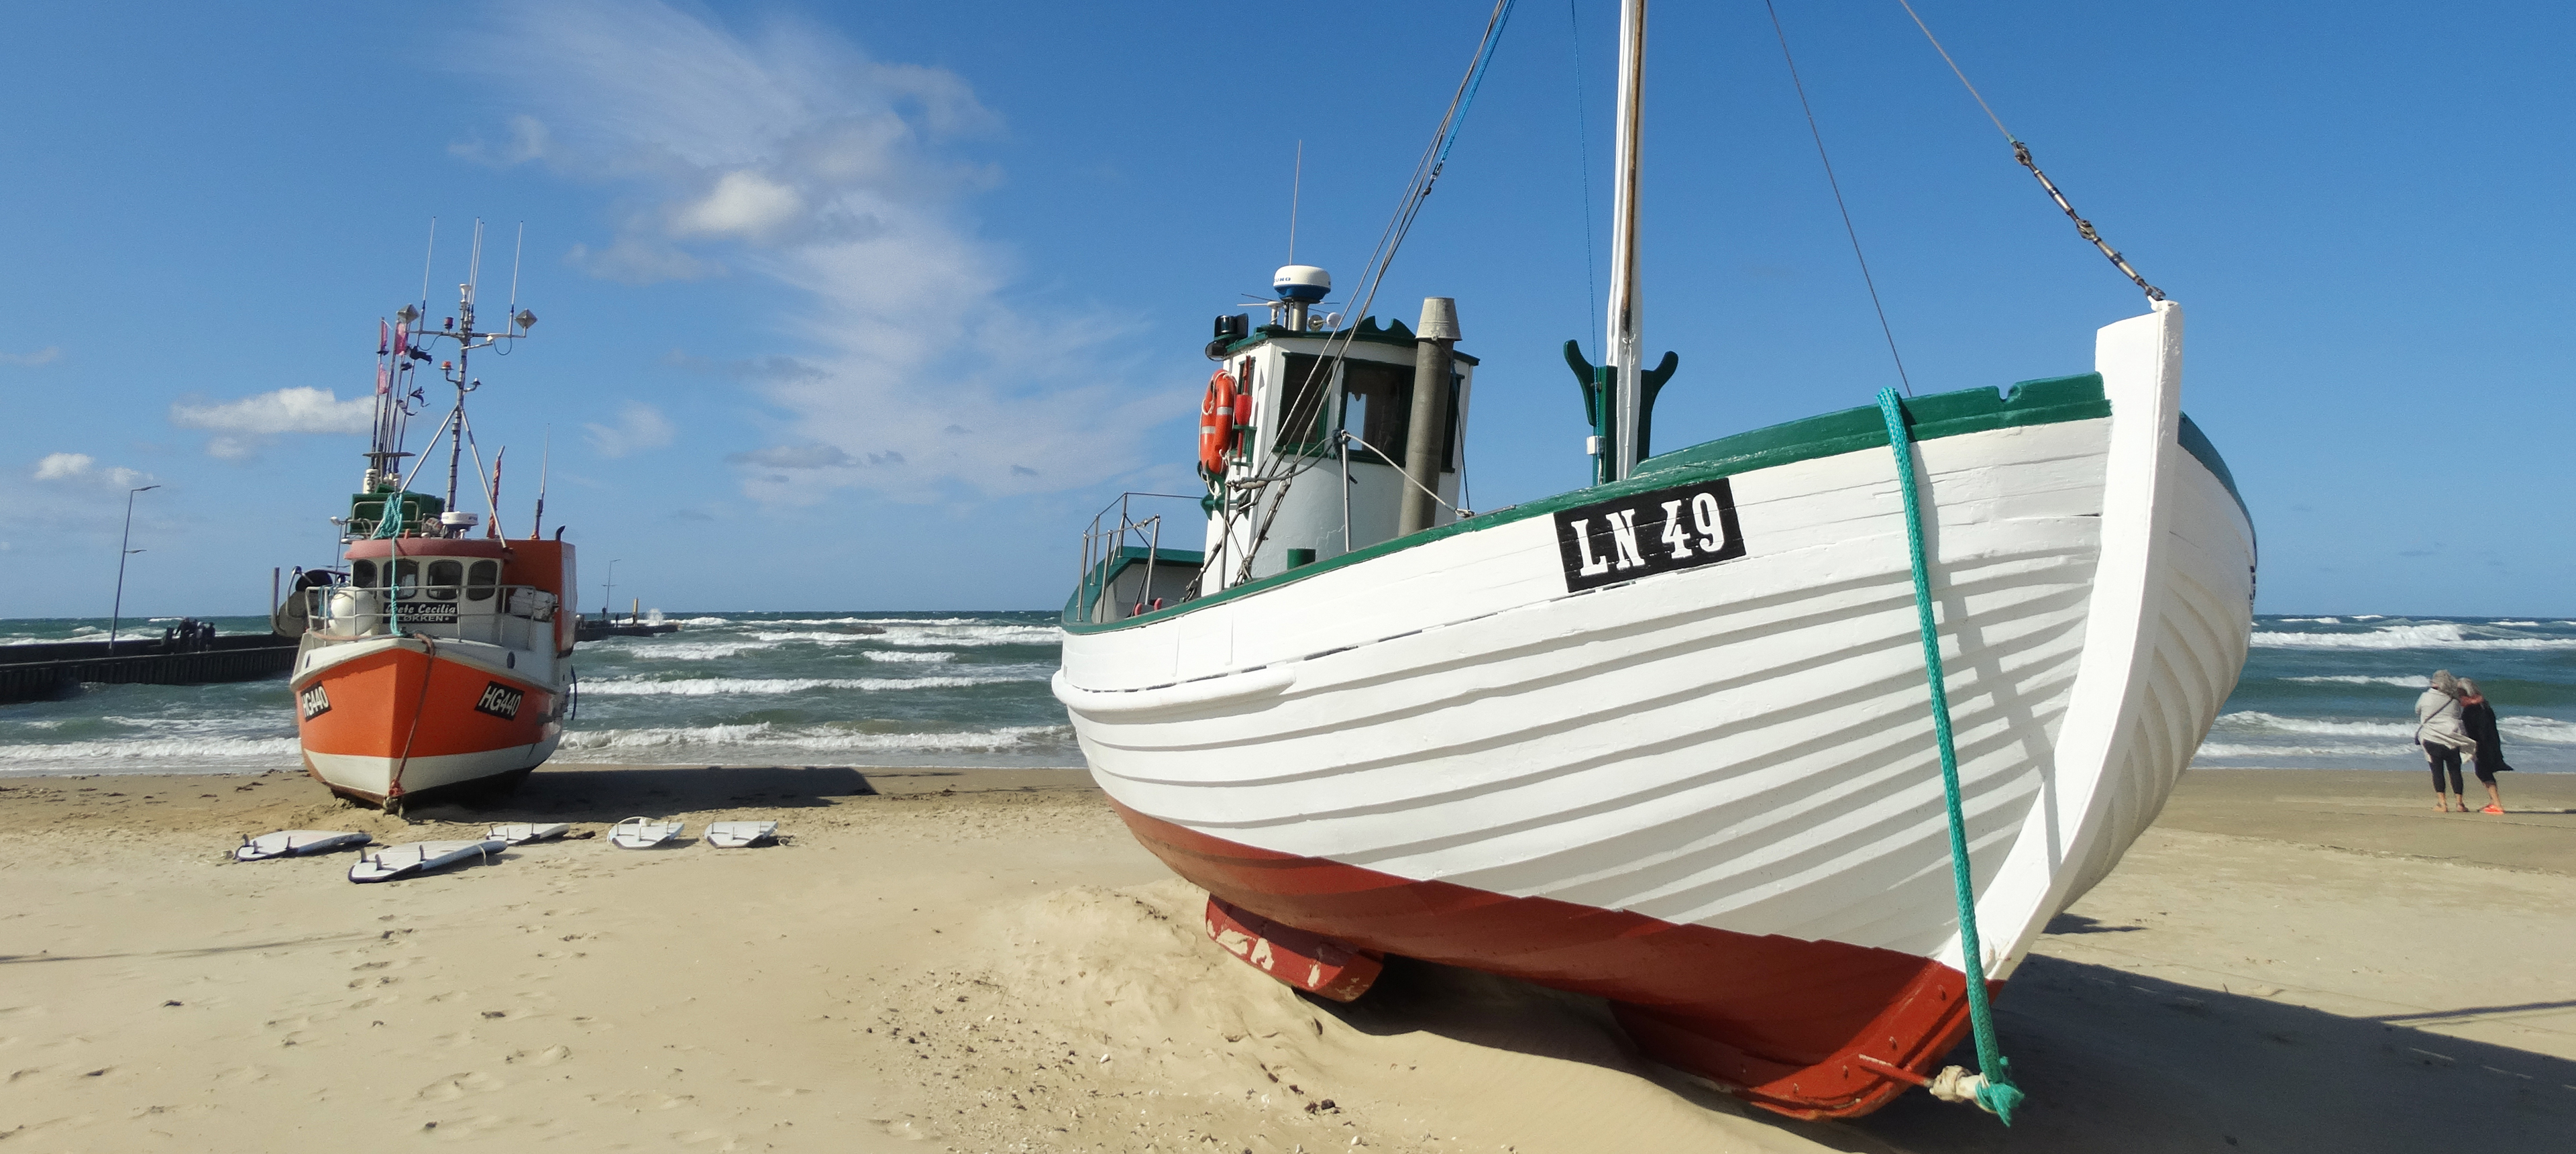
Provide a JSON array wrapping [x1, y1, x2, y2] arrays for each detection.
[[1205, 896, 1384, 1002]]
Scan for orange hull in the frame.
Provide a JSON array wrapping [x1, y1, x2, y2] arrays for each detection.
[[292, 638, 560, 803]]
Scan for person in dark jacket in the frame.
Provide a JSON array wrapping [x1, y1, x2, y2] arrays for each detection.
[[2459, 678, 2511, 815]]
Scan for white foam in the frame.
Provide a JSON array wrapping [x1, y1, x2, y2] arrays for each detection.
[[625, 640, 783, 660], [861, 650, 959, 664], [674, 616, 733, 626], [2273, 617, 2343, 624], [2249, 623, 2576, 651], [2504, 717, 2576, 745], [2282, 675, 2432, 688], [581, 672, 1042, 696], [0, 735, 299, 768], [2212, 711, 2416, 739], [2492, 621, 2542, 627], [2194, 741, 2409, 760], [557, 723, 1070, 755]]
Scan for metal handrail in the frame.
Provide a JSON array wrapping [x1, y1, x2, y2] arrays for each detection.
[[1077, 492, 1204, 623], [301, 582, 564, 645]]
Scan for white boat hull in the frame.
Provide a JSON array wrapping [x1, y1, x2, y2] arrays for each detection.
[[1057, 304, 2253, 1116]]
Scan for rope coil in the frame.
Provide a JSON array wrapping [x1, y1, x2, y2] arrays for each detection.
[[1878, 387, 2026, 1125]]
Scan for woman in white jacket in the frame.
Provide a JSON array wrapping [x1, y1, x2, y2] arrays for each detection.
[[2416, 670, 2480, 812]]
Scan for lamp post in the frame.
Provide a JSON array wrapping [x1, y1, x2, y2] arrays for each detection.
[[602, 559, 621, 623], [108, 484, 162, 654]]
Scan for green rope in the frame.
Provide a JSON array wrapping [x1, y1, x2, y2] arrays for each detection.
[[1877, 387, 2024, 1125]]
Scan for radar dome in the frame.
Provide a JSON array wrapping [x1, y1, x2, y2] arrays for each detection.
[[1273, 264, 1331, 303]]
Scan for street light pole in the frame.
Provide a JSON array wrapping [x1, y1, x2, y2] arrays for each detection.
[[108, 484, 162, 654], [602, 559, 621, 623]]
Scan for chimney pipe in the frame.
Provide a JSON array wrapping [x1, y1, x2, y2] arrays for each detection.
[[1399, 298, 1459, 535]]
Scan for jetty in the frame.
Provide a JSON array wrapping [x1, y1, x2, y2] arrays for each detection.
[[0, 621, 297, 704]]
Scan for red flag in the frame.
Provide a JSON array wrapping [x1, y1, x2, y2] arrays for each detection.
[[378, 318, 390, 355], [377, 363, 391, 395], [394, 322, 410, 356]]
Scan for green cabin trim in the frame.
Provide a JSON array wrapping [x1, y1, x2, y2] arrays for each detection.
[[1073, 545, 1208, 625], [1065, 373, 2237, 634], [1220, 315, 1481, 366]]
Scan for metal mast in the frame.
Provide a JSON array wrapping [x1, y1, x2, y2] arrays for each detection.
[[1604, 0, 1648, 481]]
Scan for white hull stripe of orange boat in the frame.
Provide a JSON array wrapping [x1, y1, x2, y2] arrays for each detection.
[[304, 739, 562, 802], [1057, 303, 2252, 982]]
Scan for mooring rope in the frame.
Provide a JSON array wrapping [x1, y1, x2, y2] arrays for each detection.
[[1876, 387, 2025, 1125]]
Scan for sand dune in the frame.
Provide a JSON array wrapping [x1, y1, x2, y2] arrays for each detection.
[[1, 767, 2570, 1151]]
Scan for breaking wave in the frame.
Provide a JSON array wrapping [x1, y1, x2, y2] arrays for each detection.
[[2282, 675, 2432, 688], [558, 723, 1069, 755], [582, 672, 1043, 696], [2249, 623, 2576, 651]]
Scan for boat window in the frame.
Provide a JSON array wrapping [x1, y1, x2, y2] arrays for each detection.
[[351, 560, 378, 588], [466, 560, 499, 601], [1272, 354, 1334, 456], [426, 560, 463, 600], [393, 558, 420, 600], [1340, 360, 1413, 468]]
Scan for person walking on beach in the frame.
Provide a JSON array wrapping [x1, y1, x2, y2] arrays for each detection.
[[2416, 670, 2480, 813], [2459, 678, 2512, 815]]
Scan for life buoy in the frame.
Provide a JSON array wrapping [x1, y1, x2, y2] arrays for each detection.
[[1199, 369, 1240, 474]]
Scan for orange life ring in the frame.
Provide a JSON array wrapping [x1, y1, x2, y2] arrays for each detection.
[[1199, 369, 1240, 474]]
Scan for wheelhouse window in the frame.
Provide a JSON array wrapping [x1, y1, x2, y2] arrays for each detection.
[[351, 560, 378, 588], [425, 560, 463, 601], [392, 558, 421, 600], [466, 560, 499, 602], [1272, 354, 1334, 456], [1340, 360, 1414, 468]]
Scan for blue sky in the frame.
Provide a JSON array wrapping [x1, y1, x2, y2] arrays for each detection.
[[2, 1, 2567, 618]]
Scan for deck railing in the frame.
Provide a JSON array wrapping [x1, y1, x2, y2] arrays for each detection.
[[1076, 492, 1203, 623], [301, 582, 562, 651]]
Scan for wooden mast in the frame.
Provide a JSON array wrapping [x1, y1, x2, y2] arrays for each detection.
[[1605, 0, 1648, 481]]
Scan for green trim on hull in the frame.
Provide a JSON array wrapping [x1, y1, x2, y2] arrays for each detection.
[[1064, 373, 2239, 634]]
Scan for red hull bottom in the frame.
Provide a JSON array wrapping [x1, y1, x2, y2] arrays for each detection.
[[1114, 802, 1990, 1118]]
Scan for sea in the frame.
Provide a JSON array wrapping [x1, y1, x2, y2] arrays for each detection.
[[1, 613, 2569, 777]]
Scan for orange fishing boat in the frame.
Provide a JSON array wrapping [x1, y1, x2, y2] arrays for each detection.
[[283, 222, 576, 814]]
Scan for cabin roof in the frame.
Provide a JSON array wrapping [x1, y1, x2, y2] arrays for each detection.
[[345, 537, 514, 560], [1220, 315, 1481, 366]]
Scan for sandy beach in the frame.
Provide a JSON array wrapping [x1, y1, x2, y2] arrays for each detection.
[[3, 765, 2570, 1153]]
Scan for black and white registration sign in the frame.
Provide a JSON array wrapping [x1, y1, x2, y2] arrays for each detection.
[[474, 681, 525, 721], [1553, 477, 1747, 592]]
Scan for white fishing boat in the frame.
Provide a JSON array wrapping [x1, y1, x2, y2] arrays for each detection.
[[1054, 2, 2253, 1120]]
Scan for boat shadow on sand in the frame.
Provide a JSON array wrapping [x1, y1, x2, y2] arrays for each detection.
[[394, 765, 878, 825], [1320, 949, 2572, 1152]]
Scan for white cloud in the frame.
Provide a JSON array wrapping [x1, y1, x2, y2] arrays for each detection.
[[169, 386, 374, 459], [1, 346, 62, 366], [585, 401, 676, 458], [675, 170, 805, 240], [32, 452, 149, 488], [460, 1, 1177, 503]]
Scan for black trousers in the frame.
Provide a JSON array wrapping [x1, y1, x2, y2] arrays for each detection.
[[2428, 746, 2464, 794]]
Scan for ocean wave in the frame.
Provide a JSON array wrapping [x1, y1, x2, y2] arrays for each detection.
[[2282, 675, 2432, 688], [2212, 711, 2416, 739], [2273, 617, 2343, 625], [581, 672, 1042, 696], [861, 650, 958, 664], [2249, 623, 2576, 651], [0, 735, 299, 767], [621, 640, 783, 660], [558, 723, 1069, 755], [2505, 717, 2576, 744], [2491, 621, 2543, 628], [875, 625, 1063, 648], [2194, 741, 2409, 761]]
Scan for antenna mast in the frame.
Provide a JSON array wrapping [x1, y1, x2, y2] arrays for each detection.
[[1289, 140, 1304, 262]]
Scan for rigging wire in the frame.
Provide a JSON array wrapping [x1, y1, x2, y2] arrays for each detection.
[[1764, 0, 1913, 396], [1229, 0, 1521, 585], [1569, 0, 1601, 349], [1892, 0, 2164, 301]]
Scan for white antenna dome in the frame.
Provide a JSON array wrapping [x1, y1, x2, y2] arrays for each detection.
[[1273, 265, 1331, 303]]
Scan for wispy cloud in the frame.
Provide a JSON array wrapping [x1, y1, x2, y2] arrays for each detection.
[[584, 401, 676, 458], [459, 0, 1175, 504], [170, 386, 374, 459], [1, 346, 62, 366]]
